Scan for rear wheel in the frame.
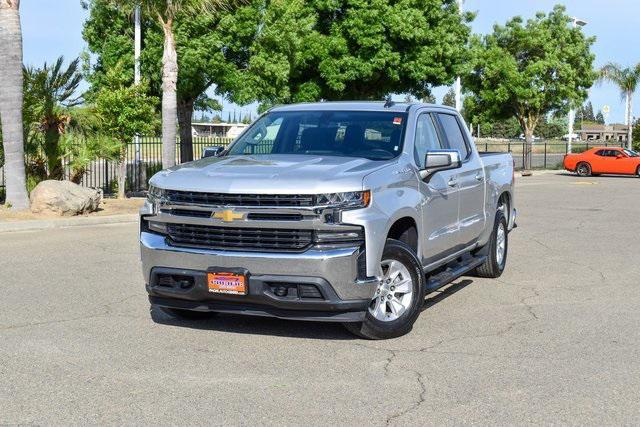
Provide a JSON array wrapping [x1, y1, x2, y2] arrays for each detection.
[[343, 239, 425, 340], [636, 166, 640, 177], [474, 210, 508, 278], [576, 162, 591, 177]]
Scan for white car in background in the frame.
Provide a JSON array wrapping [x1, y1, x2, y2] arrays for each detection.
[[518, 134, 541, 142], [561, 133, 580, 141]]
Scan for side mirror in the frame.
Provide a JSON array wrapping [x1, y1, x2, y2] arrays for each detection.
[[419, 150, 462, 179], [202, 146, 224, 158]]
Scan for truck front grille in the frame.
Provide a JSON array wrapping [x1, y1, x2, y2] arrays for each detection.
[[165, 190, 315, 207], [166, 223, 313, 252]]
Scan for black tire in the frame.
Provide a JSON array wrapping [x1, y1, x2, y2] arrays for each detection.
[[576, 162, 591, 177], [157, 306, 218, 320], [343, 239, 425, 340], [474, 210, 508, 278], [636, 166, 640, 177]]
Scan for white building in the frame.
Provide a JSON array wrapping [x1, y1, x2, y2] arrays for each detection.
[[191, 122, 249, 139]]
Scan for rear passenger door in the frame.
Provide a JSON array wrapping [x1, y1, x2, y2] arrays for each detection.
[[414, 113, 460, 264], [435, 113, 486, 247]]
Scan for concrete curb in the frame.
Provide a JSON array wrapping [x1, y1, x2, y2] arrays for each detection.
[[0, 214, 138, 233]]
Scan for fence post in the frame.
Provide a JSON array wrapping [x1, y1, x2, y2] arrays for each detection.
[[544, 142, 547, 169], [104, 159, 109, 194]]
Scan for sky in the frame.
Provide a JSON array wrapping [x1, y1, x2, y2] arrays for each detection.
[[20, 0, 640, 124]]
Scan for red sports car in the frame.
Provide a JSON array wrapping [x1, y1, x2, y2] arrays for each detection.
[[563, 147, 640, 177]]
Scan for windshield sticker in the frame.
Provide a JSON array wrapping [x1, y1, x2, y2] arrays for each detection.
[[393, 117, 402, 125]]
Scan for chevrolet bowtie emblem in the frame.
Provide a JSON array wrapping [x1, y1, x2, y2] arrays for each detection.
[[212, 210, 244, 222]]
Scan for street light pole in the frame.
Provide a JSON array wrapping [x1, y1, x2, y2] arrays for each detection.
[[567, 16, 588, 154], [454, 0, 463, 112], [134, 5, 142, 167], [134, 5, 141, 86]]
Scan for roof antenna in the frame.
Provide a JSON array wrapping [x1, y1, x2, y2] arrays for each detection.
[[383, 95, 395, 108]]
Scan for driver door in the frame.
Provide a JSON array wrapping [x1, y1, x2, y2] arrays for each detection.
[[414, 112, 460, 265]]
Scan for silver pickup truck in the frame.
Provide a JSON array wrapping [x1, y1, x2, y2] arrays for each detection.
[[140, 102, 516, 339]]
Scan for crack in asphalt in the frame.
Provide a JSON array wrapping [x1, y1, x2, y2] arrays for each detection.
[[345, 285, 544, 424], [385, 369, 427, 426]]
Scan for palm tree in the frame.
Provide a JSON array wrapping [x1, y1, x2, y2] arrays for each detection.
[[108, 0, 232, 169], [24, 57, 82, 179], [599, 63, 640, 150], [0, 0, 29, 209]]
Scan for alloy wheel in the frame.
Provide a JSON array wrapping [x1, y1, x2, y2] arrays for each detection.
[[369, 259, 414, 322]]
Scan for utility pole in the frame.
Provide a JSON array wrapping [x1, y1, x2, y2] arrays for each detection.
[[567, 16, 588, 153], [134, 5, 142, 169], [134, 6, 141, 86], [454, 0, 463, 112]]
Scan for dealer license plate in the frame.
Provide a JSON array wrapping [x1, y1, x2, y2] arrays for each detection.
[[207, 272, 247, 295]]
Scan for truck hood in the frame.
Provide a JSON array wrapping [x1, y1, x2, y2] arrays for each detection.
[[149, 154, 392, 194]]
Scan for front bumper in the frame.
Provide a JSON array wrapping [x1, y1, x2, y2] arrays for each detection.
[[140, 231, 377, 322]]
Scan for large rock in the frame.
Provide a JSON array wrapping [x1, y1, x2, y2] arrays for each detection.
[[30, 180, 102, 216]]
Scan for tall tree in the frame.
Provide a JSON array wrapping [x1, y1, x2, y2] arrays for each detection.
[[99, 0, 235, 168], [442, 88, 456, 107], [247, 0, 473, 103], [464, 5, 596, 169], [23, 57, 82, 179], [581, 101, 596, 121], [421, 93, 436, 104], [599, 63, 640, 150], [84, 0, 269, 163], [0, 0, 29, 209]]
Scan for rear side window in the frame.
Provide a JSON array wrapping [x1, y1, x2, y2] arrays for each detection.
[[414, 114, 444, 168], [437, 113, 469, 159], [595, 150, 606, 157]]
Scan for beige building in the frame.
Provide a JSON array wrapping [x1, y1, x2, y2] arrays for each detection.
[[577, 124, 629, 142]]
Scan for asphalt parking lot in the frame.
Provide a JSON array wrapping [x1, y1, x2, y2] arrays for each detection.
[[1, 172, 639, 425]]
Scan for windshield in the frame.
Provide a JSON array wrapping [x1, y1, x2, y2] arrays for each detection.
[[623, 149, 639, 157], [226, 110, 408, 160]]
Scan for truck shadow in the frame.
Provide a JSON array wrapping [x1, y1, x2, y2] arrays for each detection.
[[149, 278, 474, 339], [150, 305, 356, 340], [421, 279, 473, 312]]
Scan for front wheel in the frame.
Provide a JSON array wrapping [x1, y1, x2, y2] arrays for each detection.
[[343, 239, 425, 340]]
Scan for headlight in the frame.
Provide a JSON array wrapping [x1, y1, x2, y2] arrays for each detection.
[[314, 228, 364, 243], [315, 191, 370, 210]]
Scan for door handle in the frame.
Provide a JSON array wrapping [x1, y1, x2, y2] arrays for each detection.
[[475, 172, 484, 181], [448, 178, 458, 187]]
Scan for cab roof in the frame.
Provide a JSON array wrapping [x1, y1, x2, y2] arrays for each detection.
[[269, 101, 458, 114]]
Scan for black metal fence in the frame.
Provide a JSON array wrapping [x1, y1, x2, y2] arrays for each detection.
[[0, 137, 628, 198], [474, 139, 626, 170]]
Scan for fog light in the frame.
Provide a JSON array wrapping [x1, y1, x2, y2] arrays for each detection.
[[274, 286, 288, 297], [148, 221, 167, 234]]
